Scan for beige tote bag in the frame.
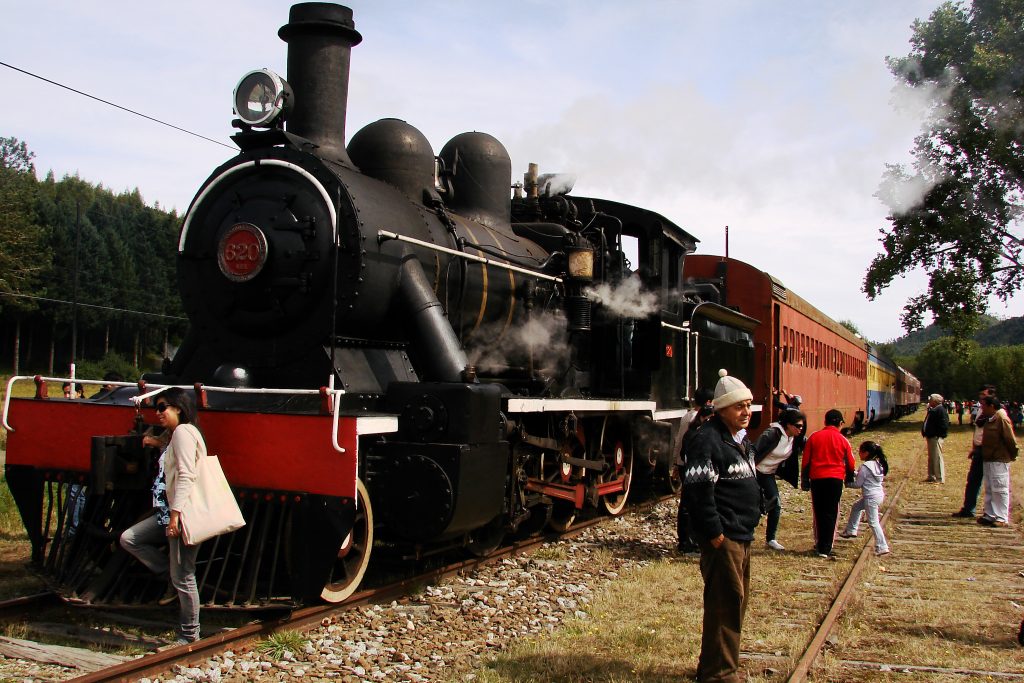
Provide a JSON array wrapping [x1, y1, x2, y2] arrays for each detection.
[[179, 454, 246, 546]]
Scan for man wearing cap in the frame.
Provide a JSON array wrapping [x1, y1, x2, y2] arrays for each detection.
[[683, 369, 761, 682], [953, 384, 1000, 517], [922, 393, 949, 483]]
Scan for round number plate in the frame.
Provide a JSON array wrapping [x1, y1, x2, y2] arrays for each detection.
[[218, 223, 268, 282]]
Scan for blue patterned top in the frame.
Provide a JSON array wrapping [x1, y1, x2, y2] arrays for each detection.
[[151, 450, 170, 527]]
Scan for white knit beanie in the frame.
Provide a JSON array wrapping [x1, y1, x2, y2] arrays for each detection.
[[712, 368, 753, 410]]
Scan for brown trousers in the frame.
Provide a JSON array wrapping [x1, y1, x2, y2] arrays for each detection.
[[697, 537, 751, 682]]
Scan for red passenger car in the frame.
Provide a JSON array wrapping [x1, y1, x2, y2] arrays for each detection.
[[684, 256, 868, 435]]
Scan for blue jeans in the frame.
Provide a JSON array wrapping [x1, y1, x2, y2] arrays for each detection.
[[120, 514, 201, 641], [844, 496, 889, 553], [756, 472, 782, 542]]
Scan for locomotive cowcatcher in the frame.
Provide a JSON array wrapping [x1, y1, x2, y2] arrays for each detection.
[[3, 2, 758, 608]]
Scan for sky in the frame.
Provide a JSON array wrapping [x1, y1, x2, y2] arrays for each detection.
[[5, 0, 1020, 343]]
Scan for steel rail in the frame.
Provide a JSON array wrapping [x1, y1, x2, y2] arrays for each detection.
[[0, 592, 61, 620], [69, 495, 674, 682], [785, 459, 916, 682]]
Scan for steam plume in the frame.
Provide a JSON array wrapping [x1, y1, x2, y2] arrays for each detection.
[[585, 275, 658, 318]]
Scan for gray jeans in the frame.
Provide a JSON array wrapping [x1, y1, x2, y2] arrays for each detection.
[[120, 514, 201, 641]]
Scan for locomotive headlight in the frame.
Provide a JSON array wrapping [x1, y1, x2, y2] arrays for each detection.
[[567, 247, 594, 281], [233, 69, 292, 127]]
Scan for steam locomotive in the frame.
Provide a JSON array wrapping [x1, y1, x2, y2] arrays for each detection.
[[4, 2, 759, 607]]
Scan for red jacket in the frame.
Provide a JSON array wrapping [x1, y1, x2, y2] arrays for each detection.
[[802, 426, 855, 481]]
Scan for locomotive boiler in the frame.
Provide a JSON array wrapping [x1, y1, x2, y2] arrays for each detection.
[[3, 2, 758, 607]]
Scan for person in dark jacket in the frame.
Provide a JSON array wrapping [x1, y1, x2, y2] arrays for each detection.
[[922, 393, 949, 482], [953, 384, 999, 517], [677, 402, 714, 553], [683, 369, 761, 683], [754, 409, 806, 551]]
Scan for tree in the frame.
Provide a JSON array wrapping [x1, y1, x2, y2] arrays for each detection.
[[0, 137, 48, 372], [838, 319, 863, 337], [864, 0, 1024, 340]]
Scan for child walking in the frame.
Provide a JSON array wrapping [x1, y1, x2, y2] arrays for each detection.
[[839, 441, 890, 556]]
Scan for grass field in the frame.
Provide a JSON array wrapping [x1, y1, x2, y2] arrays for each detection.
[[472, 414, 1024, 682], [0, 375, 67, 598]]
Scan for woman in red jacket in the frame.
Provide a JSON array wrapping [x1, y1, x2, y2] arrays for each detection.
[[801, 409, 856, 558]]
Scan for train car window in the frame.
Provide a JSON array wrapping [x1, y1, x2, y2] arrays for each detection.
[[647, 236, 662, 278], [662, 246, 682, 314]]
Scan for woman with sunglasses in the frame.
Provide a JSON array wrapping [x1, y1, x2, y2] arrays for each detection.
[[120, 387, 205, 646], [753, 409, 806, 551]]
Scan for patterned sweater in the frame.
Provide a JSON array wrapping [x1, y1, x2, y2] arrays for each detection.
[[682, 415, 762, 542]]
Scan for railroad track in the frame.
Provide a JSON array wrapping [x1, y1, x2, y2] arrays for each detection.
[[0, 494, 675, 682], [6, 431, 1020, 682], [778, 446, 1024, 682]]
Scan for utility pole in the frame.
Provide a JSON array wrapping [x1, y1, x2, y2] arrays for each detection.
[[71, 200, 81, 377]]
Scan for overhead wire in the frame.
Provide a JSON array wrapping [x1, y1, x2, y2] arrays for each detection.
[[0, 61, 212, 325], [0, 60, 235, 150], [0, 291, 186, 321]]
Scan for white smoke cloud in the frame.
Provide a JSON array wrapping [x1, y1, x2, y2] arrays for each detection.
[[878, 169, 940, 215], [585, 275, 659, 319], [877, 75, 957, 215], [538, 173, 577, 196], [465, 310, 570, 376]]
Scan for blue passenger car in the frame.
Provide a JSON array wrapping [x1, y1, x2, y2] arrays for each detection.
[[866, 344, 898, 424]]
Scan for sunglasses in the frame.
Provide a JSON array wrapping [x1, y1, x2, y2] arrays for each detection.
[[155, 403, 171, 413]]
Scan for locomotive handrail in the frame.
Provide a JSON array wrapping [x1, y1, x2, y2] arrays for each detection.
[[1, 375, 145, 431], [2, 376, 350, 454], [378, 229, 564, 283]]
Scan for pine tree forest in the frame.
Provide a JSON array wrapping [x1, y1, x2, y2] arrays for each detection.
[[0, 136, 185, 379]]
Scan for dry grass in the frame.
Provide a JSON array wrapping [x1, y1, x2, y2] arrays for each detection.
[[472, 414, 1024, 682]]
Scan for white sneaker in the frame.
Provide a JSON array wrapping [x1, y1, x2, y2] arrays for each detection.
[[766, 539, 785, 551]]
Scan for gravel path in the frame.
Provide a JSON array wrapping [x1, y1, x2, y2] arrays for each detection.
[[0, 500, 680, 683]]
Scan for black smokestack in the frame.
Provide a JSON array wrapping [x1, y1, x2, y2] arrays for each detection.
[[278, 3, 362, 167]]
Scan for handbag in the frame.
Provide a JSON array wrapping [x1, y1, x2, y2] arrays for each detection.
[[179, 453, 246, 546]]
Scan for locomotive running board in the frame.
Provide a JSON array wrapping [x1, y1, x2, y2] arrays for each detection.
[[505, 398, 656, 413]]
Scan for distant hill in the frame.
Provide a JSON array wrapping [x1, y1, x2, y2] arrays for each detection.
[[885, 315, 1024, 356]]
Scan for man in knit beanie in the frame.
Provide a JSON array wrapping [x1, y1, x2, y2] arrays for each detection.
[[683, 369, 762, 682]]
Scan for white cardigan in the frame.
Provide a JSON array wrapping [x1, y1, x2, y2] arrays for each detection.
[[164, 423, 205, 511]]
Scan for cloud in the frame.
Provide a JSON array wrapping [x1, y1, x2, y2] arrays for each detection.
[[11, 0, 1023, 343]]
